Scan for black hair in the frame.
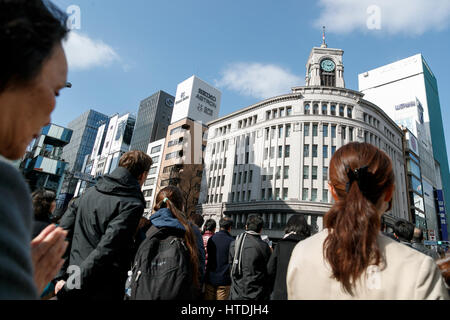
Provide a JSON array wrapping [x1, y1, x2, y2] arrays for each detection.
[[284, 214, 311, 238], [219, 217, 233, 230], [32, 189, 56, 221], [189, 213, 204, 229], [245, 215, 264, 233], [203, 219, 216, 232], [394, 219, 415, 242], [0, 0, 69, 92]]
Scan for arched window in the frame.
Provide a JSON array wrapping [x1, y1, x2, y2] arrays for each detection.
[[330, 104, 336, 116], [322, 104, 328, 115], [313, 104, 319, 115], [347, 107, 353, 118], [304, 104, 310, 115]]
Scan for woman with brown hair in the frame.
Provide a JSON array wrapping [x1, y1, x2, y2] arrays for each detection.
[[127, 186, 201, 300], [287, 142, 448, 299]]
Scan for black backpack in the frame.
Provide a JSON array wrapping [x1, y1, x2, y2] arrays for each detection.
[[126, 225, 195, 300]]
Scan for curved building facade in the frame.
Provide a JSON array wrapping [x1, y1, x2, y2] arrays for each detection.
[[197, 44, 408, 239]]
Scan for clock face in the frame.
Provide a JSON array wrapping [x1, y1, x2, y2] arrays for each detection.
[[321, 59, 335, 72]]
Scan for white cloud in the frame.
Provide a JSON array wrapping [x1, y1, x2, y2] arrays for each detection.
[[215, 63, 303, 100], [63, 32, 120, 70], [315, 0, 450, 35]]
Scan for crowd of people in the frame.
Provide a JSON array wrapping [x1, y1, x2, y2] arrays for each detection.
[[0, 0, 449, 301]]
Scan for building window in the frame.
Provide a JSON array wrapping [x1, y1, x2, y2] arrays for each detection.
[[268, 167, 273, 181], [276, 166, 281, 180], [151, 145, 161, 154], [151, 156, 159, 163], [278, 146, 283, 158], [304, 144, 310, 157], [270, 147, 275, 159], [249, 170, 253, 183], [323, 190, 328, 203], [284, 166, 289, 179], [331, 125, 336, 138], [312, 189, 318, 202], [323, 145, 328, 158], [349, 127, 354, 142], [283, 188, 288, 200], [268, 188, 273, 200], [265, 128, 270, 140], [221, 175, 225, 187], [286, 124, 291, 137], [304, 104, 310, 115], [331, 105, 336, 116], [238, 172, 242, 184], [331, 146, 336, 156], [304, 124, 310, 136], [287, 107, 292, 116], [323, 124, 328, 137], [339, 106, 345, 117], [312, 145, 318, 157], [312, 166, 318, 180], [347, 107, 353, 118], [342, 126, 346, 140], [302, 188, 308, 201], [323, 167, 328, 181], [243, 171, 247, 184], [247, 190, 251, 201], [313, 124, 318, 137], [233, 173, 236, 185], [322, 104, 328, 115], [264, 147, 268, 160], [313, 104, 319, 115], [280, 108, 285, 117], [285, 145, 290, 158], [278, 126, 283, 138], [275, 188, 281, 200], [266, 111, 271, 120], [303, 165, 309, 179], [261, 189, 265, 200]]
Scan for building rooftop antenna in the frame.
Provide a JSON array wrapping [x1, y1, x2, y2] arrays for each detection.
[[321, 26, 328, 48]]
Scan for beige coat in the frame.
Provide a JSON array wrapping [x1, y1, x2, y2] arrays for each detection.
[[287, 229, 449, 300]]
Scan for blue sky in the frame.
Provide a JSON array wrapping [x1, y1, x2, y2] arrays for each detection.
[[51, 0, 450, 166]]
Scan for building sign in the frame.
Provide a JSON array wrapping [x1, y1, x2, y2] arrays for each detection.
[[395, 101, 415, 111], [171, 75, 222, 125], [405, 129, 420, 157], [436, 189, 448, 241]]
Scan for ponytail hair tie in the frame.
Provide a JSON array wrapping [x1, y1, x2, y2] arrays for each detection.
[[163, 197, 169, 203], [345, 165, 371, 193]]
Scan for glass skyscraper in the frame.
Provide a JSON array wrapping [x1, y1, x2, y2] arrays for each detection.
[[60, 109, 108, 195], [129, 90, 175, 152]]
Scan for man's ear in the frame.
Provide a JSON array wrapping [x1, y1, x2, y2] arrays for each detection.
[[328, 183, 339, 201]]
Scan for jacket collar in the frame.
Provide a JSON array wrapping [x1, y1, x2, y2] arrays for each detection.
[[95, 167, 144, 203]]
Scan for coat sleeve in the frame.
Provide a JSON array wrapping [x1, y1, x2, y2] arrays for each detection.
[[0, 162, 38, 299], [54, 198, 79, 281], [62, 201, 143, 293], [414, 255, 450, 300], [266, 243, 279, 292]]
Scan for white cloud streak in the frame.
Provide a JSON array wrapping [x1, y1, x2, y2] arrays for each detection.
[[216, 63, 303, 100], [315, 0, 450, 35], [63, 32, 120, 70]]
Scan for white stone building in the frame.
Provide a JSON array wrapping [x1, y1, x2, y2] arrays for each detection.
[[142, 138, 165, 217], [197, 44, 408, 239]]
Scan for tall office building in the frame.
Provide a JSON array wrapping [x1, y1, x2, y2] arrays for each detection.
[[60, 109, 108, 198], [198, 42, 408, 239], [359, 54, 449, 240], [129, 90, 175, 152], [155, 76, 222, 217], [74, 112, 136, 196]]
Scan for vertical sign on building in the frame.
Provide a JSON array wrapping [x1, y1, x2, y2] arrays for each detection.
[[436, 190, 448, 241]]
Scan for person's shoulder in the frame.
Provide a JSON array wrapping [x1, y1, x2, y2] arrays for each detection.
[[379, 233, 434, 264]]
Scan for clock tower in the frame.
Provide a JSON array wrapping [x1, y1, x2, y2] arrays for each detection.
[[305, 29, 345, 88]]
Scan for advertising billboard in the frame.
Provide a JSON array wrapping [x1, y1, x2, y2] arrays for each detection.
[[171, 75, 222, 125]]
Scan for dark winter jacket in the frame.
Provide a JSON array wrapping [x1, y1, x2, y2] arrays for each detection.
[[229, 232, 272, 300], [57, 167, 145, 300], [205, 230, 234, 286], [267, 233, 307, 300], [32, 214, 51, 239], [54, 197, 80, 282]]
